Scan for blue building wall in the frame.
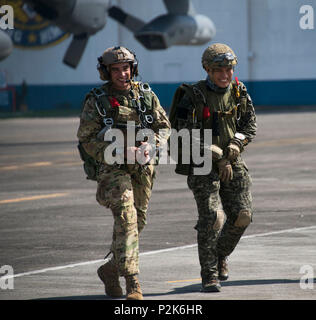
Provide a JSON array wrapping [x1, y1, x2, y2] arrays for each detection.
[[1, 0, 315, 114], [3, 78, 316, 113]]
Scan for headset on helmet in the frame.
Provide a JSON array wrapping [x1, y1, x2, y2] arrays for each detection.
[[97, 46, 138, 81]]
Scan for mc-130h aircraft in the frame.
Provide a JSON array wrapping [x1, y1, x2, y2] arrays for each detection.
[[0, 0, 216, 68]]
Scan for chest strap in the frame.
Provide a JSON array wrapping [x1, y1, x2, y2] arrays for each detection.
[[91, 87, 115, 128], [90, 87, 116, 140], [130, 82, 154, 129]]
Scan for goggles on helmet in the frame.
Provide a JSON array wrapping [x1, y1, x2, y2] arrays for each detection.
[[212, 52, 236, 63]]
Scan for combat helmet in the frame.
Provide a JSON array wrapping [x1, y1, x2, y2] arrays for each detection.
[[97, 46, 138, 81], [202, 43, 237, 70]]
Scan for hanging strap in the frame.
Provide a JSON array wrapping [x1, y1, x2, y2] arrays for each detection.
[[130, 82, 155, 129]]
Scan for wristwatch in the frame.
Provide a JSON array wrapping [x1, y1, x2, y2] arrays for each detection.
[[234, 132, 246, 141]]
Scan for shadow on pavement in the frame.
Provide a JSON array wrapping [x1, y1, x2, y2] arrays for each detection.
[[33, 278, 315, 300]]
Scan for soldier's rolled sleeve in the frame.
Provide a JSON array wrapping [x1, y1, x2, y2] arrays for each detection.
[[77, 96, 111, 163]]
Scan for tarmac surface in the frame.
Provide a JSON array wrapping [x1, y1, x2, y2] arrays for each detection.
[[0, 108, 316, 301]]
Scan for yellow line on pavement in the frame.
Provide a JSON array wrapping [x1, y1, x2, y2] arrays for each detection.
[[0, 161, 82, 171], [0, 193, 69, 204], [0, 161, 52, 171], [0, 151, 75, 159], [58, 161, 82, 167], [167, 278, 201, 284]]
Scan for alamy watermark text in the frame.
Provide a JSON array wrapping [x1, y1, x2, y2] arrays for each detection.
[[299, 5, 314, 29], [0, 5, 14, 30]]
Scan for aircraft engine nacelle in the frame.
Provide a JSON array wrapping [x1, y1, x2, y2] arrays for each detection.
[[135, 14, 216, 50], [25, 0, 109, 35], [0, 30, 13, 61]]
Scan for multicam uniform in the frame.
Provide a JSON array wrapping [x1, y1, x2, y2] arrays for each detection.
[[77, 81, 170, 277], [170, 43, 257, 289]]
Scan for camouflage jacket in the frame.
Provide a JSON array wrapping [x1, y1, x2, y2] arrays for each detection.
[[174, 79, 257, 151], [77, 81, 171, 165]]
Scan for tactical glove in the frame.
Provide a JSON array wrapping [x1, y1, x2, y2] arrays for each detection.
[[225, 142, 240, 161], [210, 144, 223, 161], [217, 158, 233, 183]]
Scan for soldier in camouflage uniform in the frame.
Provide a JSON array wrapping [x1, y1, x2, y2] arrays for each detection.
[[77, 46, 170, 300], [169, 43, 257, 292]]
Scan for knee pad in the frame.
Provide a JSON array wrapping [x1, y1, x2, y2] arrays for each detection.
[[234, 209, 252, 228], [213, 209, 226, 231], [195, 209, 225, 234]]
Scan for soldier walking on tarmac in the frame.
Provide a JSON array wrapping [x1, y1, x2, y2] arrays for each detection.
[[169, 43, 257, 292], [77, 46, 170, 299]]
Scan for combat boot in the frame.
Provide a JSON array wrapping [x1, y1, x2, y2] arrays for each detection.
[[97, 262, 123, 297], [201, 276, 221, 292], [125, 274, 143, 300], [218, 256, 229, 281]]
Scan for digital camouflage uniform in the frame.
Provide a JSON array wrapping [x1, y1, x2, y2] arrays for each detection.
[[170, 43, 257, 289], [77, 81, 170, 277]]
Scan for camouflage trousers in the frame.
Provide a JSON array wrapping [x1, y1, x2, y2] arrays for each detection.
[[187, 160, 253, 280], [96, 163, 154, 276]]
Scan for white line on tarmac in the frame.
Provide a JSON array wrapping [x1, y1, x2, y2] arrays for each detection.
[[241, 225, 316, 239], [3, 225, 316, 280]]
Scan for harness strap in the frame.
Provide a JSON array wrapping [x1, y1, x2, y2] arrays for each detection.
[[91, 87, 116, 130], [130, 82, 154, 129], [91, 82, 155, 131]]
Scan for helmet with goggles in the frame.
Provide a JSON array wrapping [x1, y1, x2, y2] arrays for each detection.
[[202, 43, 237, 70]]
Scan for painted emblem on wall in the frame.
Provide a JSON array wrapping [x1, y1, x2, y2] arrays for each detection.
[[4, 0, 69, 49]]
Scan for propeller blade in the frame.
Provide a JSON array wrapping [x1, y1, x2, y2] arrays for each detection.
[[63, 33, 89, 68], [108, 5, 145, 33]]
